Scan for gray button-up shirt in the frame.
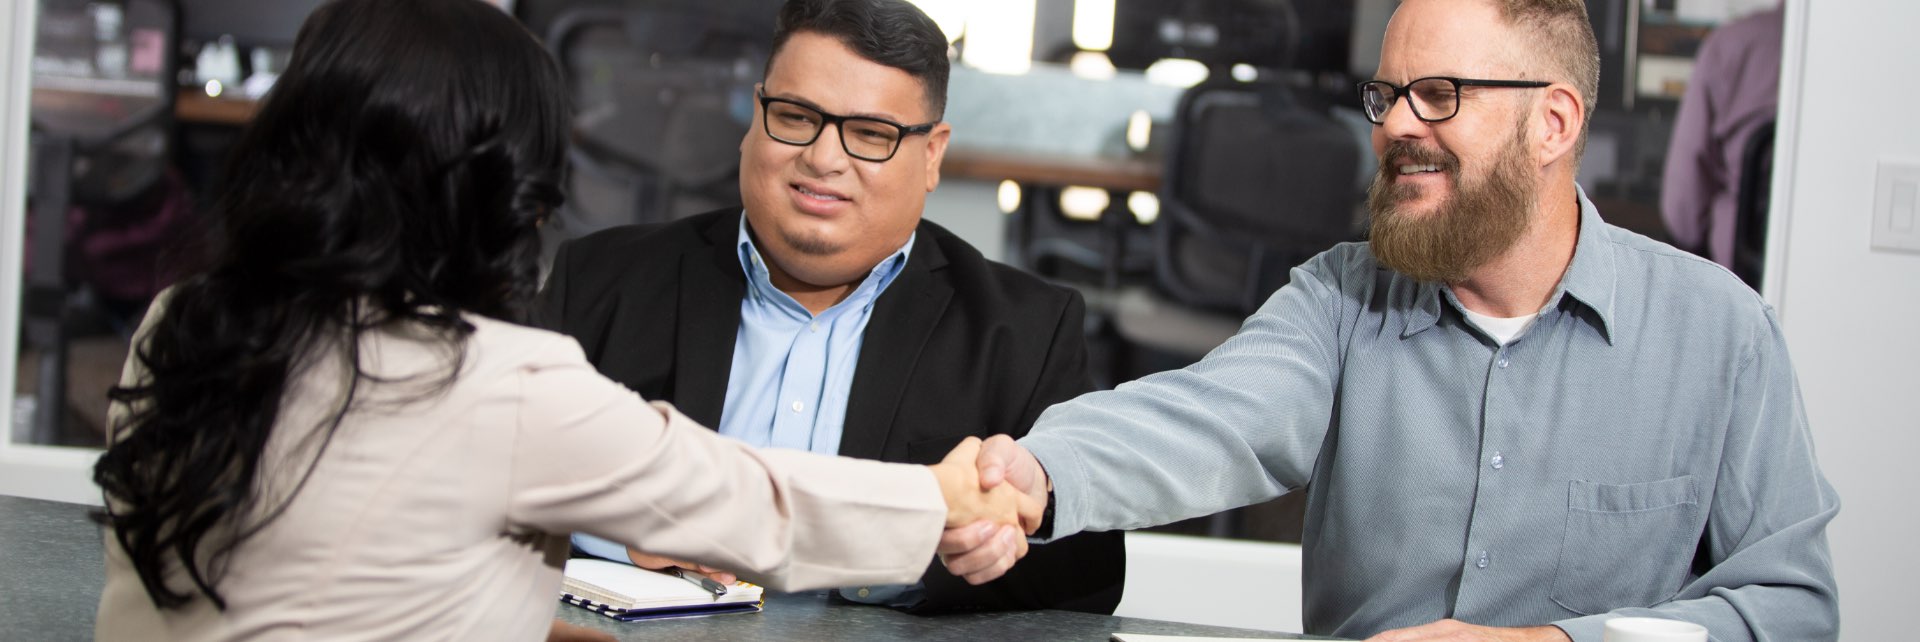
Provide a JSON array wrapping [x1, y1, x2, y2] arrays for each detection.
[[1022, 190, 1839, 641]]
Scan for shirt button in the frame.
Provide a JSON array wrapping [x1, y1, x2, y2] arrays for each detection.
[[1497, 355, 1510, 368], [809, 322, 819, 333], [790, 401, 805, 413], [856, 587, 871, 598], [1490, 451, 1504, 470], [1476, 551, 1490, 569]]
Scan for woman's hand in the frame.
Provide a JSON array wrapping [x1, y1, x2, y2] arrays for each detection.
[[930, 437, 1043, 533]]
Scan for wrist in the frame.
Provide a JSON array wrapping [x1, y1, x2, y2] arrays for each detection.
[[928, 464, 968, 526], [1528, 625, 1573, 642]]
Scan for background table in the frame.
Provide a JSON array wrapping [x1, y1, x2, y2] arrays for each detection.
[[1, 495, 1330, 641]]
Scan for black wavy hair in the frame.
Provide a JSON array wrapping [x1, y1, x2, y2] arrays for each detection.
[[768, 0, 951, 119], [91, 0, 568, 610]]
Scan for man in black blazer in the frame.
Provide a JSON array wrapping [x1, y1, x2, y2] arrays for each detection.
[[535, 0, 1122, 614]]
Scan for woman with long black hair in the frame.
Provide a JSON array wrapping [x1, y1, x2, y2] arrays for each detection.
[[90, 1, 1031, 639]]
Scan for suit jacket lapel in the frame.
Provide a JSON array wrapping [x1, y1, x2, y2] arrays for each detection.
[[671, 211, 747, 429], [838, 230, 951, 460]]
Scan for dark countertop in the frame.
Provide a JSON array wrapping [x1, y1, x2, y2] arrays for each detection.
[[0, 494, 105, 642], [552, 588, 1327, 641], [2, 494, 1324, 641]]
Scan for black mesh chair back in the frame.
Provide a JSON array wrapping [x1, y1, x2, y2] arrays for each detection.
[[1731, 120, 1775, 290], [1155, 78, 1362, 314], [545, 2, 773, 239]]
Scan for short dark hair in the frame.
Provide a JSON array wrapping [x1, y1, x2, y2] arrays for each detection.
[[766, 0, 950, 120]]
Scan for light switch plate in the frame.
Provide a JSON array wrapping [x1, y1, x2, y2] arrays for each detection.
[[1872, 160, 1920, 254]]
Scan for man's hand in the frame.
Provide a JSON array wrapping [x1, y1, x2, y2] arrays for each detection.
[[931, 435, 1051, 585], [1365, 619, 1572, 642], [975, 434, 1049, 506], [624, 549, 736, 585]]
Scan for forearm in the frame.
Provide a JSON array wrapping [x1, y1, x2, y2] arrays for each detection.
[[511, 392, 946, 592], [1555, 319, 1840, 642], [1023, 376, 1299, 540], [1551, 579, 1837, 642]]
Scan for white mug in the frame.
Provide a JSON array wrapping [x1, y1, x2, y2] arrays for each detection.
[[1602, 617, 1709, 642]]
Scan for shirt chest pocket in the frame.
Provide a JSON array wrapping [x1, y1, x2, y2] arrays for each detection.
[[1549, 475, 1699, 615]]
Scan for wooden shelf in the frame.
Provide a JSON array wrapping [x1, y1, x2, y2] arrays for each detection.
[[174, 91, 259, 125]]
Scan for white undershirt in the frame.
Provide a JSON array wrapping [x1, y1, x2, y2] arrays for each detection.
[[1460, 307, 1540, 346]]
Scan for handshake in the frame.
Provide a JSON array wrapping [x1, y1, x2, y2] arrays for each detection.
[[619, 435, 1053, 589], [926, 435, 1049, 585]]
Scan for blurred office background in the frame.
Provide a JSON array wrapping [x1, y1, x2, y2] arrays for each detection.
[[6, 0, 1916, 637]]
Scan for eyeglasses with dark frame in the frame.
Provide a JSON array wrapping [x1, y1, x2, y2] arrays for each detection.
[[1357, 76, 1551, 125], [755, 88, 939, 162]]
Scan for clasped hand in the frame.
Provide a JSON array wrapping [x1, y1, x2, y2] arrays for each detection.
[[930, 435, 1050, 585], [930, 435, 1042, 535]]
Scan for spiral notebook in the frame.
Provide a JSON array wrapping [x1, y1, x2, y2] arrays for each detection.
[[559, 558, 764, 621]]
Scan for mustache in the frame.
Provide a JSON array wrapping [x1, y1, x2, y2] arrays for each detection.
[[1379, 141, 1457, 172]]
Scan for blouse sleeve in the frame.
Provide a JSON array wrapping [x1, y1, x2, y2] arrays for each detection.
[[502, 342, 945, 591]]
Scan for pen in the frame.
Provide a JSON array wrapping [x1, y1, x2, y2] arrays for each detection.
[[667, 567, 729, 598]]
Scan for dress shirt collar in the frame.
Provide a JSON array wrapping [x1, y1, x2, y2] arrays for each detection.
[[1401, 184, 1619, 345], [734, 210, 915, 316]]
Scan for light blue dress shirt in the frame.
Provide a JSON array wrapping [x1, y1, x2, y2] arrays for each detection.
[[1023, 188, 1838, 641], [576, 214, 919, 605]]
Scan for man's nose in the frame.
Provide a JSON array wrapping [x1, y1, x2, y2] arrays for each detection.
[[1378, 95, 1433, 140], [800, 121, 853, 174]]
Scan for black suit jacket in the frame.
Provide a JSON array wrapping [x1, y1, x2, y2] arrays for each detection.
[[536, 208, 1123, 614]]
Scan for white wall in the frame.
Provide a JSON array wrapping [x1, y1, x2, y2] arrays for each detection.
[[1115, 533, 1304, 633], [1770, 2, 1920, 639]]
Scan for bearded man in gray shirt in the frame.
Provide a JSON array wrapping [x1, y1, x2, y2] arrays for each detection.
[[935, 1, 1838, 641]]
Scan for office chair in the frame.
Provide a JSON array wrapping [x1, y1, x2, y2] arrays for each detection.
[[1731, 120, 1775, 290], [542, 2, 772, 248], [25, 0, 182, 445], [1109, 77, 1362, 364]]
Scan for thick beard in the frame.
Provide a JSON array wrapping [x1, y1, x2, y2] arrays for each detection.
[[1366, 126, 1536, 284]]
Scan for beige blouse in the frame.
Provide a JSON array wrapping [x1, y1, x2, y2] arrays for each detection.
[[95, 305, 945, 641]]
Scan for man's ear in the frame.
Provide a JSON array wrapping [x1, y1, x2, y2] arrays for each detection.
[[924, 122, 952, 193], [1537, 83, 1584, 168]]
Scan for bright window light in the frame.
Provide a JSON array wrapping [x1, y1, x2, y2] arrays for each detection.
[[997, 180, 1023, 214], [1072, 0, 1115, 52], [1128, 191, 1160, 225], [960, 0, 1036, 75], [906, 0, 967, 43], [1059, 186, 1110, 221], [1145, 58, 1209, 88], [1069, 51, 1116, 80], [1126, 110, 1153, 152]]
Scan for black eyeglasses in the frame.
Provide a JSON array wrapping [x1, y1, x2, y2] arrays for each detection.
[[756, 89, 938, 162], [1357, 76, 1551, 125]]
